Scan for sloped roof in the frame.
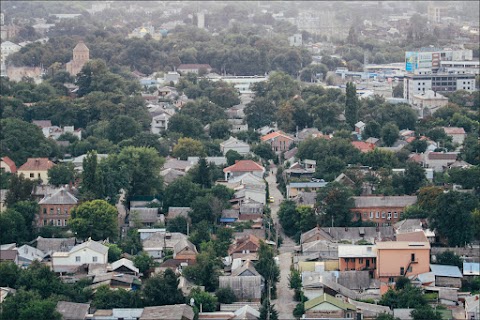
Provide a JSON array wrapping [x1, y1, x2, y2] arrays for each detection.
[[130, 208, 159, 223], [35, 236, 76, 253], [1, 156, 17, 173], [338, 245, 376, 258], [231, 260, 261, 277], [69, 239, 108, 255], [396, 231, 428, 242], [32, 120, 52, 128], [232, 305, 260, 320], [353, 196, 417, 208], [427, 152, 458, 160], [351, 141, 375, 152], [304, 293, 356, 311], [443, 127, 466, 135], [56, 301, 90, 320], [39, 188, 78, 205], [223, 160, 264, 173], [73, 41, 89, 52], [220, 136, 249, 148], [140, 304, 194, 320], [284, 147, 298, 160], [173, 238, 197, 255], [18, 158, 55, 171], [261, 131, 294, 142], [430, 264, 463, 278], [228, 234, 261, 255], [167, 207, 191, 219], [111, 258, 139, 274]]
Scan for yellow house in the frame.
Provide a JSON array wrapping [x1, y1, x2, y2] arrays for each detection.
[[17, 158, 55, 184]]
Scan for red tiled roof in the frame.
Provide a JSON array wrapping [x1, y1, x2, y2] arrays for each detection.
[[1, 156, 17, 173], [261, 131, 294, 142], [351, 141, 375, 153], [223, 160, 264, 173], [18, 158, 55, 171], [443, 127, 466, 135]]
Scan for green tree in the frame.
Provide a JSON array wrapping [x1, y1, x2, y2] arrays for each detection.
[[183, 243, 221, 292], [107, 115, 141, 144], [168, 114, 204, 138], [0, 289, 61, 320], [5, 173, 36, 206], [163, 177, 204, 209], [119, 229, 142, 255], [403, 162, 426, 195], [172, 137, 206, 160], [429, 191, 478, 246], [225, 149, 243, 166], [215, 287, 237, 304], [80, 151, 101, 200], [210, 119, 232, 140], [363, 120, 382, 139], [256, 242, 280, 298], [0, 261, 20, 288], [381, 122, 399, 147], [106, 244, 122, 263], [392, 82, 404, 98], [345, 82, 358, 129], [189, 287, 218, 312], [316, 182, 354, 227], [252, 143, 276, 161], [92, 285, 142, 309], [143, 269, 185, 306], [166, 216, 189, 234], [434, 250, 463, 269], [47, 162, 76, 187], [0, 209, 28, 244], [289, 269, 302, 290], [11, 201, 39, 240], [191, 157, 212, 189], [411, 306, 442, 320], [258, 299, 279, 320], [133, 252, 157, 276], [69, 199, 118, 241]]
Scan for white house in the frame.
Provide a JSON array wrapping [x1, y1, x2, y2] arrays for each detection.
[[52, 239, 108, 272], [17, 244, 45, 267], [442, 127, 467, 145], [220, 137, 250, 156]]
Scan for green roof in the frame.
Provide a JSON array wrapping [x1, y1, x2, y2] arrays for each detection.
[[304, 293, 356, 311]]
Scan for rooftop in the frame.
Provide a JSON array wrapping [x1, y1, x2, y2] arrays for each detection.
[[18, 158, 55, 171], [353, 196, 417, 208], [376, 241, 430, 250], [338, 245, 377, 258], [430, 264, 463, 278], [39, 187, 78, 205], [223, 160, 264, 173]]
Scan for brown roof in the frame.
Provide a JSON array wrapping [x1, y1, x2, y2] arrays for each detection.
[[427, 152, 457, 160], [1, 156, 17, 173], [0, 249, 18, 262], [223, 160, 264, 173], [56, 301, 90, 320], [351, 141, 375, 153], [443, 127, 466, 135], [140, 304, 194, 320], [18, 158, 55, 171], [32, 120, 52, 128], [396, 231, 428, 242], [228, 234, 261, 255], [73, 41, 89, 52]]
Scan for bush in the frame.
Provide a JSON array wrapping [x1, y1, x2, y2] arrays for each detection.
[[215, 287, 237, 304]]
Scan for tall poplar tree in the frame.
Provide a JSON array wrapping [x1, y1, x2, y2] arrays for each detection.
[[345, 82, 358, 129]]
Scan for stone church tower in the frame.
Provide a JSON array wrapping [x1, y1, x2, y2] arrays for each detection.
[[66, 41, 89, 75]]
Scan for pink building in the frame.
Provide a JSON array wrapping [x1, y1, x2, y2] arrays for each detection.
[[376, 241, 430, 294], [261, 131, 294, 153]]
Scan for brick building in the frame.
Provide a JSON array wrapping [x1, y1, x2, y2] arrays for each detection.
[[38, 187, 78, 227], [352, 196, 418, 226]]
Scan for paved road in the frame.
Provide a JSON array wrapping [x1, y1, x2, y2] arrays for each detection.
[[266, 168, 297, 319]]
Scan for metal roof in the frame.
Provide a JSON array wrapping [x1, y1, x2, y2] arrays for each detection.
[[430, 264, 463, 278]]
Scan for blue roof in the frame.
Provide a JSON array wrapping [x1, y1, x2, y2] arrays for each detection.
[[463, 262, 480, 275], [220, 218, 237, 223], [430, 264, 463, 278], [289, 182, 328, 188]]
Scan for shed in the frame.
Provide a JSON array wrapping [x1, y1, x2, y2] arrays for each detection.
[[430, 264, 463, 288]]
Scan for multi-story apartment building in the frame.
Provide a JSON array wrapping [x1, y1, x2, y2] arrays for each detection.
[[351, 196, 418, 226], [37, 188, 78, 227]]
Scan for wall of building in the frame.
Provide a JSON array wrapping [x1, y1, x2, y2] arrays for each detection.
[[18, 169, 49, 184], [376, 248, 430, 280], [38, 203, 75, 227], [53, 249, 107, 266]]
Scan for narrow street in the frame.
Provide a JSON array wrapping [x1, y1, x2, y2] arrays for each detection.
[[266, 168, 297, 319]]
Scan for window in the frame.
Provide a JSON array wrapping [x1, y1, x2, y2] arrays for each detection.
[[376, 212, 380, 218], [344, 258, 349, 262], [387, 212, 392, 218], [75, 256, 80, 262], [359, 258, 364, 263], [370, 212, 373, 218], [43, 208, 47, 214], [394, 212, 398, 218], [30, 173, 34, 178], [400, 267, 405, 275], [64, 208, 68, 215], [57, 219, 61, 226], [411, 253, 416, 262], [64, 220, 67, 226], [50, 208, 54, 215], [363, 212, 367, 218], [388, 277, 395, 283], [57, 208, 61, 214], [38, 173, 41, 178], [93, 257, 98, 262], [43, 219, 47, 226], [382, 212, 386, 218]]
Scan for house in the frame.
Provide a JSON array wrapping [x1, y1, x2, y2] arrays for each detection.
[[56, 301, 90, 320], [395, 231, 429, 243], [465, 294, 480, 320], [37, 187, 78, 227], [151, 108, 175, 134], [17, 157, 55, 184], [348, 299, 392, 320], [66, 41, 89, 75], [355, 121, 366, 134], [129, 207, 163, 228], [227, 119, 248, 133], [228, 234, 261, 259], [292, 191, 317, 207], [188, 157, 227, 167], [351, 141, 375, 153], [375, 241, 430, 294], [295, 128, 323, 142], [17, 244, 45, 267], [304, 293, 357, 319], [226, 104, 247, 119], [443, 127, 467, 145], [351, 196, 418, 225], [110, 258, 139, 276], [163, 158, 192, 172], [423, 152, 458, 172], [338, 245, 377, 274], [160, 168, 185, 185], [140, 304, 195, 320], [365, 137, 381, 146], [177, 64, 212, 75], [220, 209, 239, 223], [283, 147, 298, 165], [166, 207, 191, 222], [232, 184, 266, 205], [91, 272, 141, 291], [52, 239, 109, 273], [300, 226, 396, 245], [223, 160, 265, 181], [142, 231, 189, 260], [412, 90, 448, 117], [220, 137, 250, 156], [286, 181, 328, 198], [0, 156, 16, 173], [257, 126, 275, 136], [173, 239, 198, 262], [260, 131, 294, 153], [34, 236, 76, 257], [219, 260, 263, 301], [430, 264, 463, 288]]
